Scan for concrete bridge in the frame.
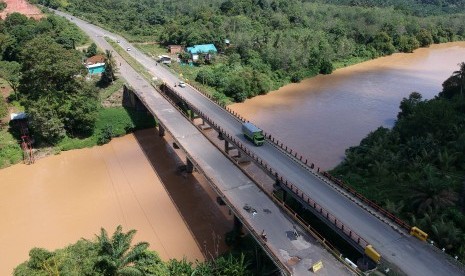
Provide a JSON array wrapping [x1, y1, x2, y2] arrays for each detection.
[[54, 9, 465, 276]]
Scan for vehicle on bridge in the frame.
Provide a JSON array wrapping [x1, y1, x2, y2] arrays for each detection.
[[242, 122, 265, 146]]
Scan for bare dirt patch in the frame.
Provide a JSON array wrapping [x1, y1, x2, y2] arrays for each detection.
[[0, 0, 44, 20]]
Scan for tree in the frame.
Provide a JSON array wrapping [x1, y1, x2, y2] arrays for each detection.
[[86, 42, 98, 57], [452, 62, 465, 97], [100, 49, 117, 85], [95, 225, 149, 276], [19, 36, 85, 101], [416, 28, 433, 47], [397, 92, 423, 119], [410, 176, 458, 214], [27, 98, 66, 143], [19, 36, 98, 141], [0, 61, 21, 97]]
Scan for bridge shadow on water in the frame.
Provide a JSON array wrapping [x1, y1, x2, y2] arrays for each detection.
[[131, 127, 233, 260]]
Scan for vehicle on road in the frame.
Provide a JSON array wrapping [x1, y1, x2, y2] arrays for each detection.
[[126, 47, 131, 51], [178, 81, 186, 88], [117, 40, 120, 43], [242, 122, 265, 146]]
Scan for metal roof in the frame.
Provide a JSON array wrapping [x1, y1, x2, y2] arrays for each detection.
[[186, 44, 217, 54]]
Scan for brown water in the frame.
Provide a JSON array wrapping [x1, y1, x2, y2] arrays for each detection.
[[0, 130, 232, 275], [230, 42, 465, 170]]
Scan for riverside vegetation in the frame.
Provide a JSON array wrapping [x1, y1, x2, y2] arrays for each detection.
[[38, 0, 465, 102], [14, 225, 253, 276], [0, 12, 155, 168], [332, 63, 465, 261]]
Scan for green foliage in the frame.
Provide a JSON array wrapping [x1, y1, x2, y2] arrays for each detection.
[[18, 34, 97, 141], [15, 225, 252, 275], [0, 61, 21, 93], [0, 2, 6, 11], [57, 107, 156, 150], [100, 50, 118, 85], [0, 129, 23, 168], [86, 42, 98, 57], [42, 0, 465, 102], [332, 64, 465, 260]]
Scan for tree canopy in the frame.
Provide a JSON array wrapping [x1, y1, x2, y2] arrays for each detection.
[[14, 225, 252, 276], [38, 0, 465, 101], [0, 12, 98, 143]]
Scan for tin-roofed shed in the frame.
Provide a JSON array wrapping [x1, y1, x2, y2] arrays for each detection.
[[186, 44, 217, 54]]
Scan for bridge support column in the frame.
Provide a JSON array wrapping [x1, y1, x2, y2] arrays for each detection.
[[186, 158, 194, 173], [282, 189, 288, 202], [233, 215, 243, 232], [225, 140, 230, 154], [158, 125, 165, 137], [218, 132, 224, 140]]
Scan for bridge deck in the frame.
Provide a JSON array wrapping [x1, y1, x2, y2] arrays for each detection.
[[123, 48, 463, 276], [58, 10, 354, 276]]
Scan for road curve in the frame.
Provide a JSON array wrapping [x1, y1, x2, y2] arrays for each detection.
[[53, 9, 355, 276], [55, 9, 464, 276]]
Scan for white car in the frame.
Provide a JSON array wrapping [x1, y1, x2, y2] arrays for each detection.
[[178, 81, 186, 88], [126, 47, 131, 51]]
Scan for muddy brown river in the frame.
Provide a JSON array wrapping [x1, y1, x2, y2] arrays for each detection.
[[230, 42, 465, 170], [0, 130, 231, 275]]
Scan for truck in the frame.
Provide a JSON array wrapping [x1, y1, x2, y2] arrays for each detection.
[[242, 122, 265, 146]]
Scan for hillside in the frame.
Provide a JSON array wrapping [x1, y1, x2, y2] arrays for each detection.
[[37, 0, 465, 102], [332, 63, 465, 261]]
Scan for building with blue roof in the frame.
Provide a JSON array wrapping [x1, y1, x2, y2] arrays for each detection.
[[186, 44, 218, 55]]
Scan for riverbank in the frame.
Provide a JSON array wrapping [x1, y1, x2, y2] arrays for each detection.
[[229, 42, 465, 169], [0, 129, 232, 275]]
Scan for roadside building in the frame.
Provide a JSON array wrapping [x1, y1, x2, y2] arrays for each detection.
[[186, 44, 217, 62], [168, 45, 183, 54], [85, 55, 106, 75]]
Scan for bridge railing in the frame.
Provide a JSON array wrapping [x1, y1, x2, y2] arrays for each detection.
[[183, 82, 412, 233], [160, 84, 371, 251]]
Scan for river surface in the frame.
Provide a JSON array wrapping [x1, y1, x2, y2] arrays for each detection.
[[0, 130, 231, 275], [230, 42, 465, 170]]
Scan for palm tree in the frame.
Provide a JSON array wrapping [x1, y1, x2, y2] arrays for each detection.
[[452, 62, 465, 97], [101, 50, 118, 84], [431, 219, 462, 251], [95, 225, 149, 276], [410, 176, 458, 214]]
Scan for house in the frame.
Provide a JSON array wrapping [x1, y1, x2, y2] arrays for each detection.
[[85, 54, 105, 65], [186, 44, 217, 61], [85, 55, 106, 75], [168, 45, 182, 54]]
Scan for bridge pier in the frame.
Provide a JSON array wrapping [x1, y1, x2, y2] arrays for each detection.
[[225, 140, 235, 154], [218, 132, 224, 140], [186, 158, 194, 173], [233, 215, 243, 232], [158, 125, 165, 137]]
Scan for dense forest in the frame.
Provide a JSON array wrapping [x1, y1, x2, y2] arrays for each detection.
[[332, 63, 465, 261], [14, 226, 253, 276], [0, 11, 155, 160], [38, 0, 465, 101]]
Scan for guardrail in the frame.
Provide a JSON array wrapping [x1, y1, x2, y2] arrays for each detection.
[[126, 84, 291, 275], [182, 81, 413, 233], [160, 83, 371, 252]]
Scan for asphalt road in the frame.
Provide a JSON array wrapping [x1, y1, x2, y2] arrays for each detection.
[[54, 9, 464, 276], [53, 10, 354, 276]]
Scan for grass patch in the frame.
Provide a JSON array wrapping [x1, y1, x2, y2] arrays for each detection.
[[134, 43, 168, 58], [99, 78, 124, 101], [57, 107, 156, 151], [333, 56, 372, 70], [106, 38, 153, 82], [0, 127, 23, 169]]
